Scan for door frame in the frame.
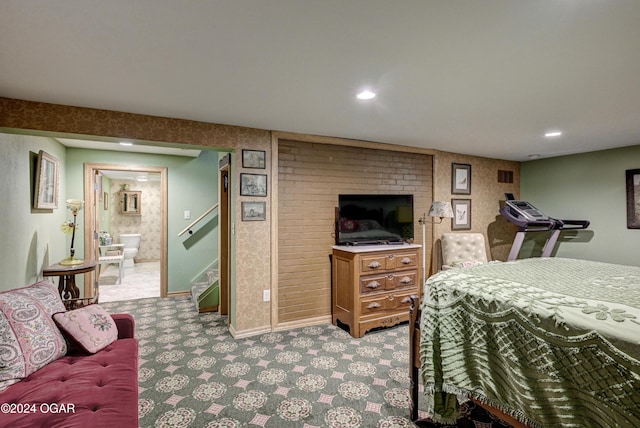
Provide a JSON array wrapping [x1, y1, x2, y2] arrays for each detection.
[[218, 157, 230, 318], [83, 162, 168, 299]]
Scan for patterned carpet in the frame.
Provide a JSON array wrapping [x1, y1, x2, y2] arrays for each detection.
[[99, 296, 513, 428]]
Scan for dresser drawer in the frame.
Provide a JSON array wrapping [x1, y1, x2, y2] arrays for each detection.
[[359, 274, 387, 294], [359, 270, 418, 294], [387, 270, 418, 290], [387, 253, 418, 270], [360, 291, 415, 315], [360, 255, 390, 273]]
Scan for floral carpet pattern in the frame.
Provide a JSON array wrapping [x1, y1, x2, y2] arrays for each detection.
[[100, 297, 512, 428]]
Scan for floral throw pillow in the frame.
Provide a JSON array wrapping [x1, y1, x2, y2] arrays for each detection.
[[0, 281, 68, 392], [53, 304, 118, 354], [451, 260, 485, 268]]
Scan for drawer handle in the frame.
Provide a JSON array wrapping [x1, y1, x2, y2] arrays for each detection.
[[366, 281, 381, 289], [387, 295, 395, 301], [400, 276, 412, 284], [368, 261, 381, 269], [401, 257, 412, 264], [367, 302, 382, 309], [387, 255, 395, 260]]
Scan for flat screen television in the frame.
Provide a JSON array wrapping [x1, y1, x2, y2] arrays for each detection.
[[336, 194, 414, 245]]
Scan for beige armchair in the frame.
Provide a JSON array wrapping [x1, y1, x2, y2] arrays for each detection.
[[440, 232, 489, 270]]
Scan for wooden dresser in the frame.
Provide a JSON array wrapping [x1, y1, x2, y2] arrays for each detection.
[[331, 244, 421, 338]]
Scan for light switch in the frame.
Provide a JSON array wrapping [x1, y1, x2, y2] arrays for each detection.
[[184, 210, 191, 220]]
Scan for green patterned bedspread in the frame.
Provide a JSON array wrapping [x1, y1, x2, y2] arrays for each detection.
[[419, 257, 640, 427]]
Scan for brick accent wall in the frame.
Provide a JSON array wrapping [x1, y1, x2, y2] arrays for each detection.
[[277, 140, 433, 323]]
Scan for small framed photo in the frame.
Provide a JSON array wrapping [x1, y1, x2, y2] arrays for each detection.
[[242, 201, 266, 221], [240, 173, 267, 197], [451, 198, 471, 230], [451, 163, 471, 195], [242, 150, 266, 169], [34, 150, 60, 209], [626, 168, 640, 229]]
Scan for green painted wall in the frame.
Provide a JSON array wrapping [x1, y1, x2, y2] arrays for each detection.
[[0, 133, 68, 289], [0, 130, 224, 293], [521, 144, 640, 267], [66, 147, 222, 294]]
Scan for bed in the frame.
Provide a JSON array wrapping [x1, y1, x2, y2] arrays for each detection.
[[409, 257, 640, 427]]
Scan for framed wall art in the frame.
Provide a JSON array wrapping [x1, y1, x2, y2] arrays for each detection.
[[34, 150, 60, 209], [242, 150, 266, 169], [626, 168, 640, 229], [241, 201, 266, 221], [451, 163, 471, 195], [451, 198, 471, 230], [240, 173, 267, 197]]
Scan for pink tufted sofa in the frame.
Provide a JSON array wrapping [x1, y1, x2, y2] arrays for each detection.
[[0, 281, 138, 428]]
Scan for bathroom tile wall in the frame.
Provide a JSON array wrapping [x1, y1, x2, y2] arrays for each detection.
[[109, 178, 161, 261]]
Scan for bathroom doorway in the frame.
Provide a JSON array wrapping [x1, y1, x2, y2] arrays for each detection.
[[83, 163, 168, 300]]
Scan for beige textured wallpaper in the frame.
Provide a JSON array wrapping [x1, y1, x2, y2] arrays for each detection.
[[433, 151, 520, 264], [108, 179, 162, 262]]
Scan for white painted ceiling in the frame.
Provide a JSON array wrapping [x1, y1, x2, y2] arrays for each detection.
[[2, 1, 640, 161]]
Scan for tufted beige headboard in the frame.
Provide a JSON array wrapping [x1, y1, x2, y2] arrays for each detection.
[[440, 232, 489, 270]]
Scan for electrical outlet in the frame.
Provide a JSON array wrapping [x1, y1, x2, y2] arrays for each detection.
[[263, 290, 270, 302]]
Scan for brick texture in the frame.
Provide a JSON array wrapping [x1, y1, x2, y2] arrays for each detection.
[[277, 140, 433, 323]]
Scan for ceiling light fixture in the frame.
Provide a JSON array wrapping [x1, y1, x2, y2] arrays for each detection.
[[119, 141, 133, 146], [544, 131, 562, 138], [356, 90, 376, 100]]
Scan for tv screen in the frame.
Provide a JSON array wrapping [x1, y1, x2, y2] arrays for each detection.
[[336, 194, 414, 245]]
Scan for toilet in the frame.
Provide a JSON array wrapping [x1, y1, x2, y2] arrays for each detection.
[[119, 233, 141, 268]]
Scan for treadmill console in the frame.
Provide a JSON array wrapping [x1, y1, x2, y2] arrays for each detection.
[[505, 200, 549, 222]]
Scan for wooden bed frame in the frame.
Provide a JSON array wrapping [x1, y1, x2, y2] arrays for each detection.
[[408, 295, 529, 428]]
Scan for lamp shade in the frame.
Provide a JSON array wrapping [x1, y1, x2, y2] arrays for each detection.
[[66, 199, 84, 212], [428, 201, 454, 219]]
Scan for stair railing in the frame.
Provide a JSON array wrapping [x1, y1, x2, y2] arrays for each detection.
[[178, 203, 219, 237]]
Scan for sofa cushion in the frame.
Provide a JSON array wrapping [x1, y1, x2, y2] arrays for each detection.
[[53, 305, 118, 354], [0, 281, 67, 392], [0, 337, 139, 428]]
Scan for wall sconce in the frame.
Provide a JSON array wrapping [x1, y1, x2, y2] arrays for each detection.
[[418, 201, 454, 281]]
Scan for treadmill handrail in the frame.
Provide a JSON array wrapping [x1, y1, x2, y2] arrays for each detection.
[[556, 219, 590, 229]]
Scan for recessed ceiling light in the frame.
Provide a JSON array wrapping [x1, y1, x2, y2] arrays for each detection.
[[356, 90, 376, 100], [136, 176, 148, 182], [528, 154, 541, 159], [119, 141, 133, 146], [544, 131, 562, 138]]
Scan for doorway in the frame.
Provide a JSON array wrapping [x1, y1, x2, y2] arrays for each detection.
[[83, 163, 168, 300], [218, 155, 231, 320]]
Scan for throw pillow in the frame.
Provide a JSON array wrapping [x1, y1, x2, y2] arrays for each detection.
[[450, 260, 484, 268], [340, 218, 359, 232], [0, 281, 68, 392], [53, 304, 118, 354]]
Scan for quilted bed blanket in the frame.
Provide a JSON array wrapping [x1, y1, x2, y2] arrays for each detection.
[[419, 257, 640, 427]]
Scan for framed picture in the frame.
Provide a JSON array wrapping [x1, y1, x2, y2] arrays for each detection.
[[626, 169, 640, 229], [240, 173, 267, 197], [451, 198, 471, 230], [34, 150, 60, 209], [242, 150, 266, 169], [242, 201, 266, 221], [451, 163, 471, 195]]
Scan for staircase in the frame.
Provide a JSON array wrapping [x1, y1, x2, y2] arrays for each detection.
[[190, 261, 219, 313]]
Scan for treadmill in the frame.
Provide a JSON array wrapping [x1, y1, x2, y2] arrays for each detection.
[[500, 193, 590, 261]]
